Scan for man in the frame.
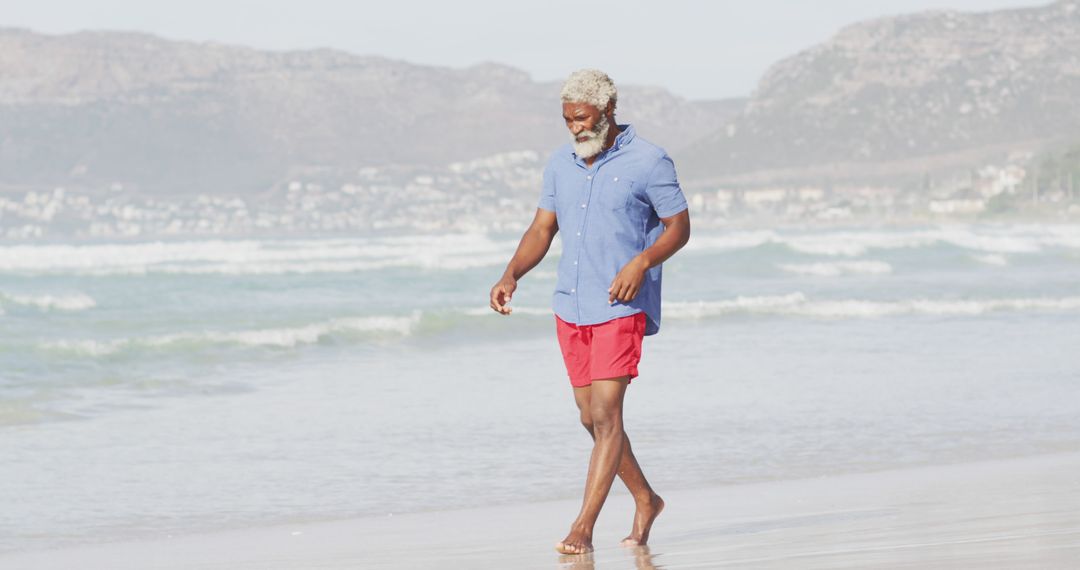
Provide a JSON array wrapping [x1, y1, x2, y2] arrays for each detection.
[[488, 69, 691, 555]]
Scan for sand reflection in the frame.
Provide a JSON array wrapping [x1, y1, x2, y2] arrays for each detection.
[[555, 545, 661, 570], [556, 551, 594, 569]]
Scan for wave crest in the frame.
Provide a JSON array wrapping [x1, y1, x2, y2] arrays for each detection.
[[0, 292, 96, 311], [687, 225, 1080, 257], [45, 313, 420, 356], [666, 294, 1080, 319], [777, 261, 893, 276], [0, 235, 518, 276]]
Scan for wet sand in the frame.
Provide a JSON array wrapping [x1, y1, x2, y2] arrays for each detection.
[[4, 450, 1079, 569]]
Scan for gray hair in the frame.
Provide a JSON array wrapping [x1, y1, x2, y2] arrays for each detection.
[[560, 69, 617, 111]]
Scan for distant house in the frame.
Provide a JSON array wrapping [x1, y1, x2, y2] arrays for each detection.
[[928, 199, 986, 214]]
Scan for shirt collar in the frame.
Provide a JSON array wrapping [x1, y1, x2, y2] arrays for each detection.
[[612, 123, 635, 149]]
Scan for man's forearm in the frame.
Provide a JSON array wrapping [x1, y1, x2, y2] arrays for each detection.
[[635, 213, 690, 270], [503, 225, 556, 280]]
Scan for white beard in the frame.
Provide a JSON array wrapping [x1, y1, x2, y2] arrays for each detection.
[[571, 115, 610, 159]]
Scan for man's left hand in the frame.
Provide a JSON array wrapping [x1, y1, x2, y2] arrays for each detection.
[[608, 256, 648, 304]]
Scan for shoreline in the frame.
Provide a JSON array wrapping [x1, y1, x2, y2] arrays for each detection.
[[4, 450, 1079, 569]]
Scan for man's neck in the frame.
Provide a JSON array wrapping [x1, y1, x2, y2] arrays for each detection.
[[585, 121, 622, 167]]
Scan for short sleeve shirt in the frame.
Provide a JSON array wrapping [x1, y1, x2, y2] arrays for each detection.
[[538, 124, 688, 336]]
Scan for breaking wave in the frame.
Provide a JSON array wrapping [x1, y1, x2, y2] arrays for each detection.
[[972, 254, 1009, 266], [3, 225, 1078, 277], [33, 291, 1080, 360], [0, 235, 518, 276], [686, 225, 1080, 257], [0, 292, 97, 311], [665, 294, 1080, 319], [45, 313, 420, 356], [777, 261, 893, 276]]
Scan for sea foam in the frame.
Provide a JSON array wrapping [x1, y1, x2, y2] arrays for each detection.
[[46, 313, 420, 356], [0, 235, 518, 276], [3, 227, 1079, 276], [666, 294, 1080, 320], [685, 225, 1080, 257], [0, 292, 97, 311], [972, 254, 1009, 266], [463, 306, 554, 317], [777, 261, 893, 276]]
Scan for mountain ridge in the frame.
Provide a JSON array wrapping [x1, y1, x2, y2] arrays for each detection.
[[4, 1, 1080, 197], [682, 0, 1080, 186], [0, 27, 739, 194]]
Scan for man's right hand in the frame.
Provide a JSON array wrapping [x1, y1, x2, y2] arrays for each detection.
[[489, 276, 517, 315], [489, 208, 557, 316]]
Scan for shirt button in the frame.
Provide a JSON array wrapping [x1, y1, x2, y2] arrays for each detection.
[[576, 232, 581, 236], [581, 204, 586, 208], [573, 261, 578, 265], [614, 177, 619, 182], [586, 175, 592, 180]]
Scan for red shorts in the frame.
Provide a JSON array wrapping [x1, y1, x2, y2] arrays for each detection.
[[555, 312, 646, 387]]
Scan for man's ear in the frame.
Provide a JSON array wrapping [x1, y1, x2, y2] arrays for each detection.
[[605, 101, 616, 118]]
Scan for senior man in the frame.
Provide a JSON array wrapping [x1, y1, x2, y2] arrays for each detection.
[[489, 69, 690, 555]]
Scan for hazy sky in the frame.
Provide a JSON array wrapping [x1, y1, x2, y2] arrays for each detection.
[[2, 0, 1050, 100]]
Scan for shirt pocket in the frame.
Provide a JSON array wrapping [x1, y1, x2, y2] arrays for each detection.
[[597, 177, 635, 210]]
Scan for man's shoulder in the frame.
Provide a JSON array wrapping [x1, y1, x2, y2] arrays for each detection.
[[625, 133, 669, 162]]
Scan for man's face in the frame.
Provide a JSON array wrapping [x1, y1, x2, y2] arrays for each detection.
[[563, 101, 611, 159]]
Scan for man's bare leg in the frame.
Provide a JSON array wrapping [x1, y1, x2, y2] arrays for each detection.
[[556, 378, 628, 554], [557, 378, 663, 554], [571, 384, 664, 548], [613, 434, 665, 546]]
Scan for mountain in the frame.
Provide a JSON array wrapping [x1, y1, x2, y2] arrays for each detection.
[[682, 0, 1080, 187], [6, 1, 1080, 199], [0, 28, 741, 195]]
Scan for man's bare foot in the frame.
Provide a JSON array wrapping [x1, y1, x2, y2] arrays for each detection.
[[556, 526, 594, 555], [621, 494, 664, 546]]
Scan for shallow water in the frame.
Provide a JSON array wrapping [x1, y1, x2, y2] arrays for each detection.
[[3, 223, 1080, 552]]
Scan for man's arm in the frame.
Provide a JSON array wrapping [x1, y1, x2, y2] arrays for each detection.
[[608, 209, 690, 304], [490, 208, 559, 315]]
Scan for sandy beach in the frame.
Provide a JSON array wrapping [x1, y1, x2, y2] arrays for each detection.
[[5, 229, 1080, 569], [3, 450, 1078, 569], [6, 2, 1080, 566]]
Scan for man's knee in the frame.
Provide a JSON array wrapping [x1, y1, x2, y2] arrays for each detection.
[[579, 412, 594, 433], [590, 406, 622, 437]]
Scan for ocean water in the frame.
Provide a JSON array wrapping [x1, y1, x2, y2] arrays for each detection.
[[2, 223, 1080, 552]]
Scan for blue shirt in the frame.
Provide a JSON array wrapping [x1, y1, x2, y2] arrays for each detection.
[[538, 124, 688, 336]]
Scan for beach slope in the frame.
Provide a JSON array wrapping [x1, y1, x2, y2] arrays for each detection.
[[3, 451, 1078, 569]]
